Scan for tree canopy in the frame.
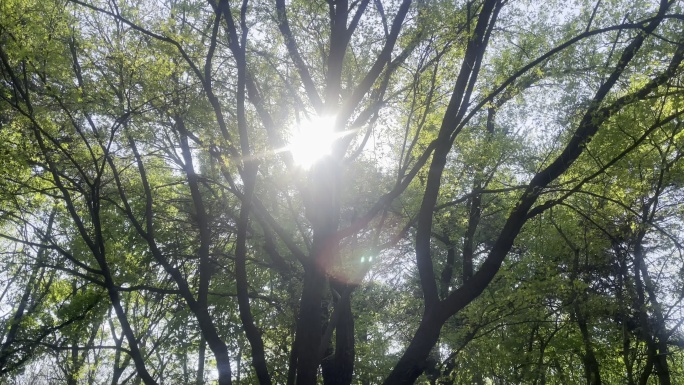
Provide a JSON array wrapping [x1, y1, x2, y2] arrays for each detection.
[[1, 0, 684, 384]]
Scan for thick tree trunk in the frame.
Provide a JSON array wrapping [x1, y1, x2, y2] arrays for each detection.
[[653, 340, 671, 385], [294, 158, 341, 385], [382, 310, 444, 385], [576, 311, 601, 385], [322, 282, 355, 385], [294, 265, 328, 385]]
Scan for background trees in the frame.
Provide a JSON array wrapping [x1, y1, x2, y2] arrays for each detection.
[[1, 0, 683, 384]]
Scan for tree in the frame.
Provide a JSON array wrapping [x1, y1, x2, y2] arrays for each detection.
[[1, 0, 683, 384]]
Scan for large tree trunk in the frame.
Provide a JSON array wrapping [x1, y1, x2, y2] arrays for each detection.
[[382, 310, 444, 385], [294, 265, 328, 385], [295, 158, 342, 385], [322, 281, 355, 385], [576, 309, 602, 385]]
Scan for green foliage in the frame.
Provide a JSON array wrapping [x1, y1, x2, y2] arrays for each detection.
[[1, 0, 683, 384]]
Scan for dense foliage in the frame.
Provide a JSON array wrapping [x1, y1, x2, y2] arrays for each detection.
[[1, 0, 684, 384]]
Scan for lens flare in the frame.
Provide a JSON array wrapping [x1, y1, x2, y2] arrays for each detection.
[[288, 115, 337, 168]]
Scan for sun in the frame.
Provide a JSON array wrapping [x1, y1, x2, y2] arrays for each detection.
[[288, 115, 338, 168]]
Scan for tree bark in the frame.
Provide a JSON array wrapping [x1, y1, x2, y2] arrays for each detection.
[[382, 309, 444, 385], [322, 281, 355, 385]]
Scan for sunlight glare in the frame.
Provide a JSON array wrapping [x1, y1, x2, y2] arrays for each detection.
[[288, 115, 337, 168]]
